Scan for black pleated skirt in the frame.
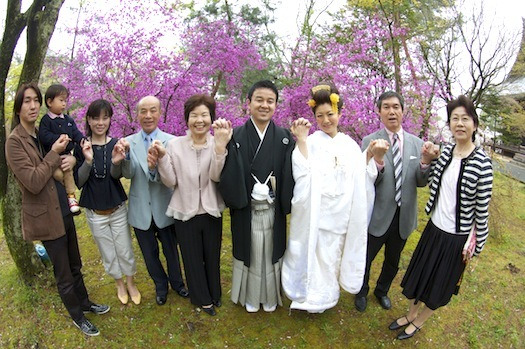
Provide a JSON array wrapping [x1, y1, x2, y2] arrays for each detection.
[[401, 220, 468, 310]]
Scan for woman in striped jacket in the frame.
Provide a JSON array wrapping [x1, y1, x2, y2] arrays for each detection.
[[390, 95, 493, 340]]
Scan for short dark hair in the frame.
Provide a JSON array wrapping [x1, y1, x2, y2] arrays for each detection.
[[377, 91, 404, 111], [309, 82, 343, 114], [13, 82, 42, 125], [446, 95, 479, 142], [247, 80, 279, 102], [85, 99, 114, 137], [183, 94, 216, 125], [45, 84, 69, 107]]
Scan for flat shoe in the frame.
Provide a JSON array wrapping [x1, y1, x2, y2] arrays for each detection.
[[354, 296, 367, 312], [263, 303, 277, 312], [245, 303, 259, 313], [177, 287, 189, 298], [375, 294, 392, 310], [156, 295, 167, 306], [83, 303, 110, 315], [117, 290, 129, 305], [130, 290, 141, 305], [202, 305, 216, 316], [389, 316, 410, 331], [397, 322, 421, 340]]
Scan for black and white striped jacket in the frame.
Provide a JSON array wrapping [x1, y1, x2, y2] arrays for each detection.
[[425, 144, 493, 256]]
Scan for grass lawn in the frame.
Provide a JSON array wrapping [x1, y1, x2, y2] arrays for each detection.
[[0, 171, 524, 348]]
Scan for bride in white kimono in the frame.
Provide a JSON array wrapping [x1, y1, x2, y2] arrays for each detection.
[[282, 83, 386, 313]]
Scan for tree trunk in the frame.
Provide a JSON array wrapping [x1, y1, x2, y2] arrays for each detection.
[[0, 0, 28, 197], [1, 173, 45, 282], [1, 0, 65, 283], [391, 7, 402, 93], [18, 0, 65, 88]]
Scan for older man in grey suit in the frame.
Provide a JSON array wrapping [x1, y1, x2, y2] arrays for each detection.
[[112, 96, 187, 306], [355, 91, 437, 312]]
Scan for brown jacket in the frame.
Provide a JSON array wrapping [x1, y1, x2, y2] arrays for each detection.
[[6, 124, 65, 241]]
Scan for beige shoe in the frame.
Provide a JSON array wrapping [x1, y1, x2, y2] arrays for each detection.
[[127, 285, 141, 305], [130, 291, 141, 305], [117, 288, 128, 305]]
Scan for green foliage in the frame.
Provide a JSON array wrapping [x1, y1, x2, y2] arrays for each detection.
[[481, 89, 525, 145], [3, 58, 23, 129]]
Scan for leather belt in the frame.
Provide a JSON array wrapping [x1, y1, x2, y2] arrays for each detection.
[[94, 204, 122, 216]]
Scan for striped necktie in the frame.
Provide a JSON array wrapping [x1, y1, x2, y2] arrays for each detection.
[[392, 133, 402, 206]]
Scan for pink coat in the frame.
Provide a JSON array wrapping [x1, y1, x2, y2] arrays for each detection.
[[157, 133, 226, 222]]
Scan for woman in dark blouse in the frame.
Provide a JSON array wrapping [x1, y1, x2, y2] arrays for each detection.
[[75, 99, 141, 305]]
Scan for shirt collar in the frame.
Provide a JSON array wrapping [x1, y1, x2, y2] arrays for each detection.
[[48, 110, 64, 119], [141, 128, 159, 141], [384, 127, 404, 142]]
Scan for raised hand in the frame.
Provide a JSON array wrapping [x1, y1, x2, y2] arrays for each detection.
[[112, 138, 129, 165], [290, 117, 311, 142], [421, 141, 439, 164], [367, 139, 389, 164], [151, 140, 166, 159], [51, 134, 70, 154], [291, 117, 311, 158], [81, 138, 94, 165], [147, 143, 159, 170], [212, 118, 233, 155]]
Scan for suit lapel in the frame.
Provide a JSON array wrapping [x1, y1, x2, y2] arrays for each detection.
[[131, 132, 149, 175], [20, 126, 43, 160]]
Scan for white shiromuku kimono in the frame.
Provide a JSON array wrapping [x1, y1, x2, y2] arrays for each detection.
[[282, 130, 377, 313]]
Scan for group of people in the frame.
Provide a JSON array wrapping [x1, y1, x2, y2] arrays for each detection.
[[7, 79, 493, 340]]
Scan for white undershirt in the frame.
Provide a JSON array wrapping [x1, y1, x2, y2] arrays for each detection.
[[431, 157, 461, 233]]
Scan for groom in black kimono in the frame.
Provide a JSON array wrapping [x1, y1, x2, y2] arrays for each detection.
[[219, 80, 295, 312]]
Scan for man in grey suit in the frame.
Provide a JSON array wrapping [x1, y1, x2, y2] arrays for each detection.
[[355, 91, 436, 312], [111, 96, 187, 306]]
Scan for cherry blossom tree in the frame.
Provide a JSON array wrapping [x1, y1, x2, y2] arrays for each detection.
[[53, 0, 265, 136], [53, 1, 439, 143], [275, 13, 438, 142]]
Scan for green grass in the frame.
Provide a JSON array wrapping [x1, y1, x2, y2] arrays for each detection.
[[0, 173, 524, 348]]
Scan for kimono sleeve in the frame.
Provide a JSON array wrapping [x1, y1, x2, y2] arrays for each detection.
[[218, 139, 248, 209]]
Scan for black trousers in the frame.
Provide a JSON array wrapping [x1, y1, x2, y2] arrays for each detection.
[[358, 207, 407, 298], [42, 215, 91, 323], [174, 214, 222, 306], [134, 221, 184, 296]]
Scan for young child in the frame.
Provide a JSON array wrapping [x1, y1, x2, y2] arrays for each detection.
[[39, 84, 84, 214]]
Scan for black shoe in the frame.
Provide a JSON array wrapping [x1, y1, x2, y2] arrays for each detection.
[[177, 287, 189, 298], [83, 303, 110, 315], [202, 305, 216, 316], [73, 318, 100, 336], [375, 294, 392, 310], [156, 295, 167, 305], [397, 323, 421, 340], [389, 316, 410, 331], [213, 299, 222, 308], [354, 296, 367, 312]]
